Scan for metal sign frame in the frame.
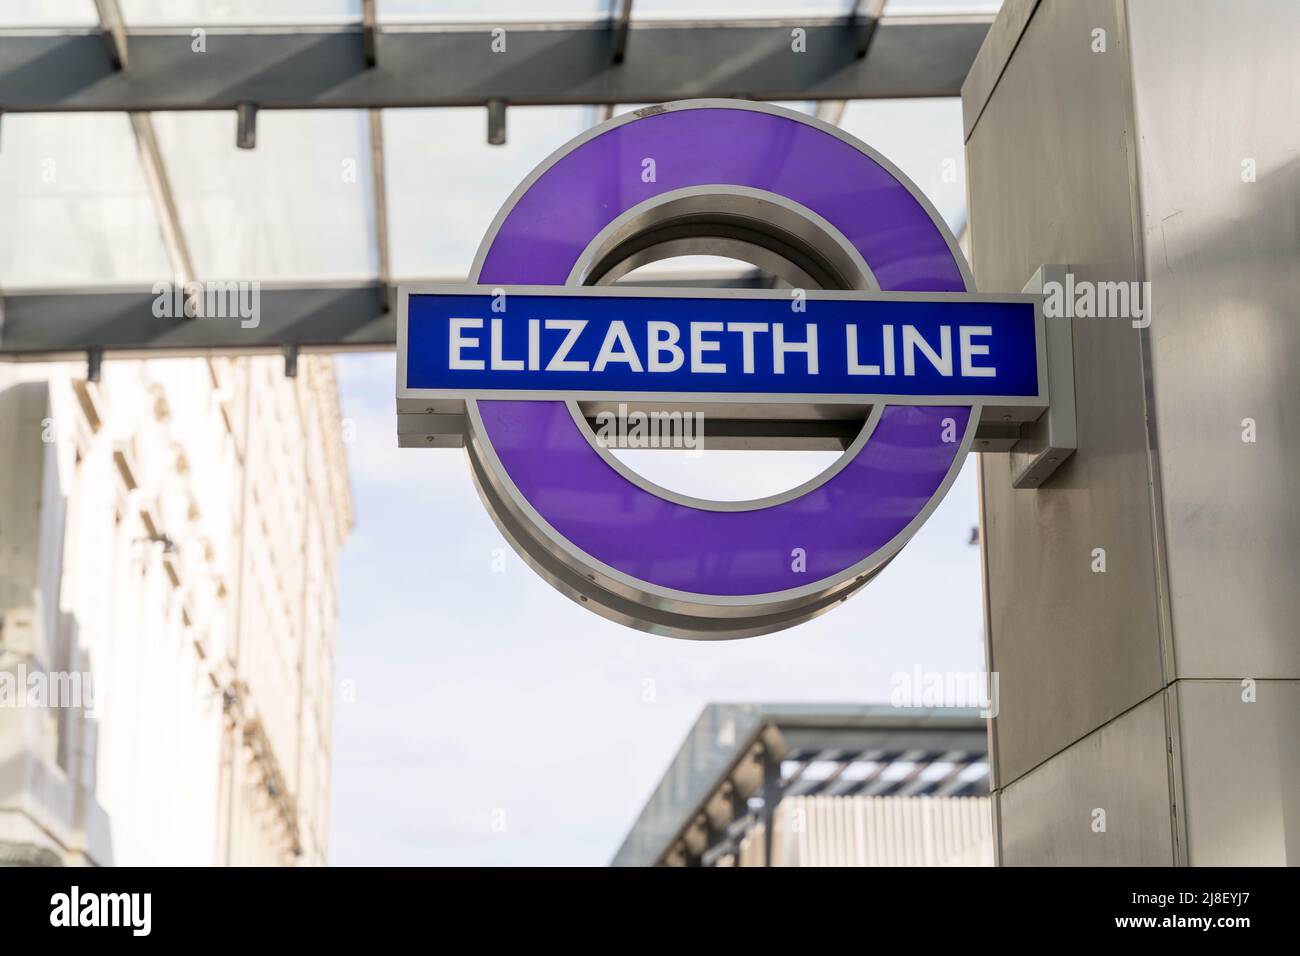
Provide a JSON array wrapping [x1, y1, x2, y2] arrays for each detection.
[[397, 284, 1049, 412]]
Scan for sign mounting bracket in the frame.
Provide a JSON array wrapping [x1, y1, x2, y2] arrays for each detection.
[[1009, 265, 1077, 488]]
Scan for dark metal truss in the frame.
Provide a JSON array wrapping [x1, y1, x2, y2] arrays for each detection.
[[0, 18, 990, 113], [0, 276, 780, 360], [0, 16, 991, 374]]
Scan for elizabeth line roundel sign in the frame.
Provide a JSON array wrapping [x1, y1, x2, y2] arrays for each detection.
[[397, 100, 1050, 640]]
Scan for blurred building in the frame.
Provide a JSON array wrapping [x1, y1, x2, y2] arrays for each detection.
[[0, 354, 352, 866], [613, 704, 992, 867]]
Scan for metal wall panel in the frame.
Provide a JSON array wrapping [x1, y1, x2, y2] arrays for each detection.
[[960, 0, 1040, 141], [1125, 0, 1300, 680], [1174, 680, 1300, 866], [998, 693, 1174, 866], [968, 0, 1300, 865], [964, 0, 1164, 787]]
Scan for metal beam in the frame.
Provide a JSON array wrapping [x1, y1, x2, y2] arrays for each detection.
[[398, 412, 863, 451], [128, 113, 196, 290], [486, 98, 506, 145], [759, 744, 781, 868], [815, 99, 847, 125], [0, 276, 767, 359], [0, 18, 992, 112], [236, 101, 256, 149], [854, 0, 890, 59], [361, 0, 378, 68], [611, 0, 634, 65], [0, 284, 394, 359], [367, 110, 391, 311], [92, 0, 128, 70], [0, 279, 1035, 450]]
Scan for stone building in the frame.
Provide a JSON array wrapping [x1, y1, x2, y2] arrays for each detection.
[[0, 354, 352, 866]]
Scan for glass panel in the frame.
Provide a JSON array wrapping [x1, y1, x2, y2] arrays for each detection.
[[150, 110, 377, 280], [837, 97, 967, 233], [0, 0, 97, 26], [0, 113, 170, 288], [884, 0, 1003, 15], [635, 0, 851, 18], [378, 1, 612, 22], [383, 106, 591, 280], [119, 1, 362, 25], [615, 101, 813, 118], [770, 100, 818, 115]]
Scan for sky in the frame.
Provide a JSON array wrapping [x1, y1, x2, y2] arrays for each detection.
[[328, 354, 985, 866], [325, 90, 983, 866]]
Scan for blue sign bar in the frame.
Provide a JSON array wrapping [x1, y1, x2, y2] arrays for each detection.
[[404, 288, 1043, 402]]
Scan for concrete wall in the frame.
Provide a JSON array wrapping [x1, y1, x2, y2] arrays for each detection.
[[965, 0, 1300, 864]]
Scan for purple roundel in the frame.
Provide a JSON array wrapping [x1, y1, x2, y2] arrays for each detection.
[[474, 104, 972, 598]]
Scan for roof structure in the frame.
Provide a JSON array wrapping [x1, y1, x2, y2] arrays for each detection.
[[0, 1, 997, 366], [611, 702, 990, 866]]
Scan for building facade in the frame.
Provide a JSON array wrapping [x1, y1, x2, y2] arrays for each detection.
[[613, 704, 992, 867], [0, 353, 351, 866]]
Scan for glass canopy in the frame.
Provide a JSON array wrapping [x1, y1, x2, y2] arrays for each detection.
[[0, 0, 995, 299]]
